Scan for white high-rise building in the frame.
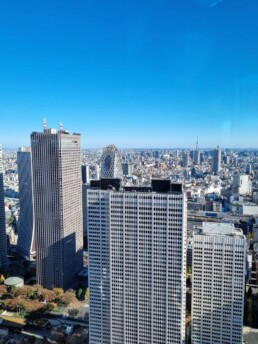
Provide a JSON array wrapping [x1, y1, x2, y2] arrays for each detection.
[[17, 147, 36, 260], [100, 144, 123, 179], [0, 145, 7, 267], [87, 180, 186, 344], [233, 174, 251, 195], [31, 125, 83, 289], [192, 222, 246, 344]]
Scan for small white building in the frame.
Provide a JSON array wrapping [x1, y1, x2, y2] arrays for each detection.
[[233, 174, 251, 195]]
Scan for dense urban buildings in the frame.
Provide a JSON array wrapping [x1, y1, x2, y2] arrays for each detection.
[[0, 144, 7, 267], [87, 179, 187, 344], [1, 144, 257, 342], [191, 222, 246, 344], [31, 126, 83, 289], [100, 144, 123, 179], [16, 147, 36, 260]]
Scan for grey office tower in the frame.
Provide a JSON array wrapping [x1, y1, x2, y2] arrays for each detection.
[[31, 126, 83, 289]]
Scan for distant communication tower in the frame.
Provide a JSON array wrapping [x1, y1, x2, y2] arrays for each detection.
[[100, 144, 123, 179]]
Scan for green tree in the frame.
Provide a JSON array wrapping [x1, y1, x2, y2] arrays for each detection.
[[85, 288, 89, 304], [77, 288, 83, 300], [68, 308, 79, 318], [0, 274, 5, 284], [57, 291, 76, 306], [53, 287, 64, 297]]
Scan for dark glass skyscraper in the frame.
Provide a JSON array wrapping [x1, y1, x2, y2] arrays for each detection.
[[17, 147, 36, 260], [0, 145, 7, 267]]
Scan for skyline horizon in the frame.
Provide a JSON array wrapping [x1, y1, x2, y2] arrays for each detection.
[[2, 143, 258, 151]]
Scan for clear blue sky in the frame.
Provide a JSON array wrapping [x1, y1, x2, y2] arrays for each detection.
[[0, 0, 258, 148]]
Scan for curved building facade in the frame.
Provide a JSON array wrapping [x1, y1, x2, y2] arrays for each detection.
[[100, 144, 123, 179]]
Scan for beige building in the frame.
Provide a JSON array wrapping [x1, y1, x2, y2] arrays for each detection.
[[31, 126, 83, 290]]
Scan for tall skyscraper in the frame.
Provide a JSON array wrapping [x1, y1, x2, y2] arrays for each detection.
[[192, 222, 246, 344], [183, 151, 189, 168], [122, 162, 134, 176], [212, 146, 221, 174], [93, 164, 100, 180], [17, 147, 36, 260], [0, 145, 7, 267], [194, 151, 200, 165], [81, 164, 90, 184], [100, 144, 123, 179], [31, 125, 83, 289], [87, 179, 186, 344]]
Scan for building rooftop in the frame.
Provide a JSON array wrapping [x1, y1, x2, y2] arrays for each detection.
[[90, 178, 183, 193], [197, 222, 244, 238]]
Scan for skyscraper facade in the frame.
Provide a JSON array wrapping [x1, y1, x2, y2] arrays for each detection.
[[212, 146, 221, 174], [194, 150, 200, 165], [17, 147, 36, 260], [31, 127, 83, 289], [81, 164, 90, 184], [182, 151, 189, 168], [0, 145, 7, 267], [100, 144, 123, 179], [122, 162, 134, 176], [192, 222, 246, 344], [233, 174, 251, 195], [87, 179, 186, 344]]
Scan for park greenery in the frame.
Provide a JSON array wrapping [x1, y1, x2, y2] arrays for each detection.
[[0, 283, 76, 316]]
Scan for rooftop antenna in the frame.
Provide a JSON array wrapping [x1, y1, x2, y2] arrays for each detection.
[[196, 136, 199, 151], [60, 121, 63, 131], [43, 117, 47, 129]]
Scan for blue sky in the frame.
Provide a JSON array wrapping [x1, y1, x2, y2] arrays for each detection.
[[0, 0, 258, 148]]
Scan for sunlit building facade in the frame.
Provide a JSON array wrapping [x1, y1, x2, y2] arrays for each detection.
[[88, 180, 187, 344]]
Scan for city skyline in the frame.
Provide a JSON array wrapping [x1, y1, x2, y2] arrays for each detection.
[[1, 1, 258, 148]]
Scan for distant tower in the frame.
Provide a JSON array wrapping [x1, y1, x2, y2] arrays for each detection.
[[31, 125, 83, 289], [100, 144, 123, 179], [182, 151, 189, 168], [0, 145, 7, 267], [122, 162, 134, 176], [81, 165, 90, 184], [194, 137, 200, 165], [192, 222, 246, 344], [17, 147, 36, 260], [212, 146, 221, 174]]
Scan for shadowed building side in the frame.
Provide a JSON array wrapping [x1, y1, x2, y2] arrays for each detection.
[[17, 147, 36, 260], [0, 144, 7, 267], [31, 125, 83, 290]]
